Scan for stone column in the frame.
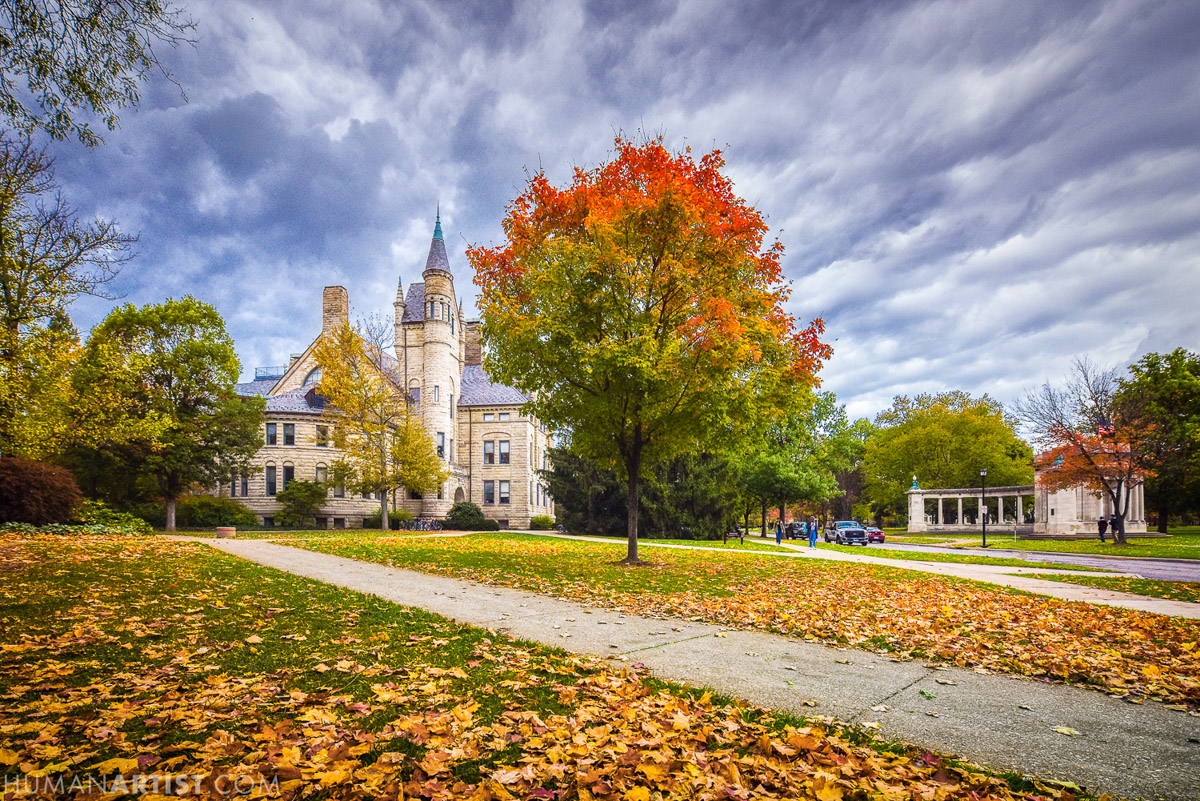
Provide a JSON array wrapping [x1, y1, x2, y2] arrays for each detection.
[[1016, 495, 1023, 524], [907, 490, 926, 532], [936, 498, 943, 526], [957, 497, 963, 526]]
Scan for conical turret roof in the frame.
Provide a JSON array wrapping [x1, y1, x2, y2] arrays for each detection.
[[423, 210, 450, 276]]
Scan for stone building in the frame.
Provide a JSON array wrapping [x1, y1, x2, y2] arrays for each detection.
[[227, 217, 554, 528]]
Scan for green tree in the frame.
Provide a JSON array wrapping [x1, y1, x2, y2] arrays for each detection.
[[82, 296, 264, 530], [470, 136, 831, 563], [0, 135, 134, 455], [1116, 349, 1200, 531], [275, 480, 328, 528], [313, 317, 447, 523], [0, 0, 195, 145], [863, 391, 1032, 514], [737, 391, 847, 534]]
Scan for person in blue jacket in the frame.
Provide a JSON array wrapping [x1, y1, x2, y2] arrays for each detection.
[[808, 516, 818, 548]]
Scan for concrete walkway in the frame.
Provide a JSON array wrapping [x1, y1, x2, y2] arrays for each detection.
[[526, 531, 1200, 619], [191, 537, 1200, 801]]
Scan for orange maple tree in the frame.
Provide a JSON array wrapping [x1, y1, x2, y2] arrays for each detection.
[[469, 136, 831, 562], [1021, 359, 1151, 544]]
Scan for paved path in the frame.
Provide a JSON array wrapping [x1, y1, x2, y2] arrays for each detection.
[[526, 531, 1200, 619], [879, 542, 1200, 583], [189, 537, 1200, 801]]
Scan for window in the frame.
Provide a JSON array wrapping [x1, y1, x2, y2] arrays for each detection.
[[450, 316, 455, 335], [315, 465, 328, 484], [283, 423, 295, 446], [409, 489, 422, 500], [437, 484, 443, 500], [282, 464, 294, 490], [333, 518, 345, 529], [316, 425, 329, 447], [499, 480, 510, 505], [331, 481, 343, 498], [240, 475, 248, 496], [263, 516, 274, 527], [440, 301, 447, 319], [484, 441, 495, 464], [266, 465, 277, 496], [230, 478, 237, 497], [498, 413, 510, 421], [483, 480, 495, 504], [499, 440, 510, 464], [433, 385, 440, 402], [530, 481, 533, 502], [436, 432, 445, 458], [315, 517, 327, 529], [449, 394, 454, 418], [483, 413, 494, 422], [429, 301, 435, 319], [266, 423, 277, 445]]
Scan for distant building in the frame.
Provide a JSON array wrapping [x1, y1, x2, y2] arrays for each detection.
[[226, 216, 554, 528]]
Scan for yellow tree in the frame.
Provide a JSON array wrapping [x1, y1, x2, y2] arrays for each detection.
[[313, 318, 446, 523], [470, 136, 831, 562]]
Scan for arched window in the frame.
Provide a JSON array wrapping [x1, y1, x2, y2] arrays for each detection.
[[303, 367, 322, 386]]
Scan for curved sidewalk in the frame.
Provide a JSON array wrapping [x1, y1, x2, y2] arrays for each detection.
[[192, 537, 1200, 801]]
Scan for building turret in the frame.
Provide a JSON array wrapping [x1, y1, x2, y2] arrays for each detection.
[[392, 276, 404, 358]]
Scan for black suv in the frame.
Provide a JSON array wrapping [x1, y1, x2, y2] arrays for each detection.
[[826, 520, 868, 545], [784, 521, 806, 539]]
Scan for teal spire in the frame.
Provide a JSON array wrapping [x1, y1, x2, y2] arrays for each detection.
[[433, 205, 443, 241]]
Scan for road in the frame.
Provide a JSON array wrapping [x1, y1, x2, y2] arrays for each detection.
[[877, 542, 1200, 582]]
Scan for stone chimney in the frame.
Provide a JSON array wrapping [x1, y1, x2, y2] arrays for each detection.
[[464, 320, 482, 366], [322, 286, 349, 332]]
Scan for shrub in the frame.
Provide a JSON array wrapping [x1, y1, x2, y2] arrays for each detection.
[[175, 496, 258, 528], [479, 519, 501, 531], [444, 501, 488, 530], [529, 514, 556, 530], [75, 500, 154, 536], [362, 509, 383, 529], [0, 457, 83, 525], [389, 509, 413, 529], [276, 480, 328, 527]]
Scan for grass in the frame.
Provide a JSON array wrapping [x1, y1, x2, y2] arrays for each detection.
[[884, 534, 959, 544], [813, 542, 1112, 571], [1016, 573, 1200, 604], [0, 532, 1071, 800], [556, 531, 791, 553], [295, 532, 1200, 708], [957, 529, 1200, 560], [173, 528, 455, 540]]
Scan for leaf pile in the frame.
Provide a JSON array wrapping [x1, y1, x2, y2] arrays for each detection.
[[301, 533, 1200, 708], [0, 533, 1090, 800]]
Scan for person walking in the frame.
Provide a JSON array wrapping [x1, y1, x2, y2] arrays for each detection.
[[1098, 515, 1108, 543], [807, 516, 818, 548], [775, 519, 783, 545]]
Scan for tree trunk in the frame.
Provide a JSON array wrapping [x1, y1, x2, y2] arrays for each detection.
[[625, 471, 640, 563], [165, 497, 176, 532], [1112, 480, 1128, 545], [622, 438, 643, 564], [381, 491, 389, 530], [760, 502, 767, 536]]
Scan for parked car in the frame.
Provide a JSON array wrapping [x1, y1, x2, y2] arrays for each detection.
[[863, 525, 885, 543], [826, 520, 868, 545], [784, 521, 806, 539]]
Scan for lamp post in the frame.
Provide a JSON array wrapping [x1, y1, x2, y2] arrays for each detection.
[[980, 467, 988, 548]]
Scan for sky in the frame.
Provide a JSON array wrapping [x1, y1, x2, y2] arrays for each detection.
[[48, 0, 1200, 422]]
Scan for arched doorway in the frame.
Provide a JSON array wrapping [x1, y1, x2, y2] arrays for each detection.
[[454, 487, 465, 503]]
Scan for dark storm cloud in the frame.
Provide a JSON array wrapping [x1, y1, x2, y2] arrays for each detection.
[[45, 0, 1200, 419]]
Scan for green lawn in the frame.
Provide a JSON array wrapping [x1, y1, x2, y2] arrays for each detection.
[[814, 542, 1112, 571], [556, 531, 790, 553], [296, 532, 1200, 708], [958, 529, 1200, 560], [1016, 573, 1200, 604], [0, 532, 1066, 801], [884, 534, 959, 544]]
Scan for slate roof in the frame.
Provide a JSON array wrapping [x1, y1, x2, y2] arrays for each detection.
[[459, 363, 527, 407], [424, 229, 451, 274], [264, 388, 323, 414], [235, 378, 278, 397], [401, 282, 425, 323]]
